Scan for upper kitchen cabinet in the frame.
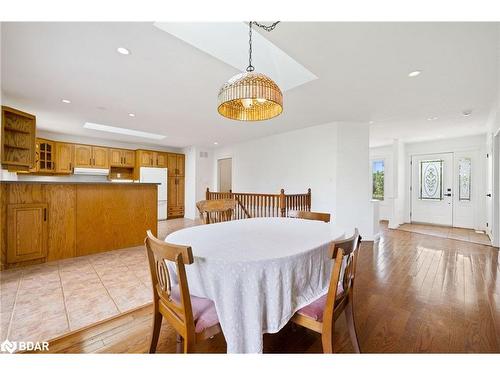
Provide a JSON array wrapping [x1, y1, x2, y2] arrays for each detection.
[[74, 145, 109, 168], [55, 142, 74, 174], [156, 152, 167, 168], [1, 106, 36, 171], [136, 150, 155, 167], [168, 153, 185, 176], [36, 139, 56, 173], [110, 148, 135, 168]]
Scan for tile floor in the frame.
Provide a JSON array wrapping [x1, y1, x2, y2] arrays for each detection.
[[398, 222, 491, 245], [0, 218, 198, 346]]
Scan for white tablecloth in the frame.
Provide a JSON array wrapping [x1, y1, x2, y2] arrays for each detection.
[[165, 217, 344, 353]]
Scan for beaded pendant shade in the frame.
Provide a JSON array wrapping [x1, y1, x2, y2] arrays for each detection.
[[217, 21, 283, 121], [217, 72, 283, 121]]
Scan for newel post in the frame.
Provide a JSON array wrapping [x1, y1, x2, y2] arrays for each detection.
[[279, 188, 286, 217], [206, 187, 210, 200], [307, 188, 311, 211]]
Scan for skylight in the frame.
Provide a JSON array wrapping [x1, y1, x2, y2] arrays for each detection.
[[153, 22, 318, 92], [83, 122, 166, 140]]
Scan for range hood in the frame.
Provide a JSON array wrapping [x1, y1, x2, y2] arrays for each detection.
[[73, 167, 109, 176]]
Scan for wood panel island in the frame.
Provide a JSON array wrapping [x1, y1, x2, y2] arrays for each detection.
[[0, 181, 158, 270]]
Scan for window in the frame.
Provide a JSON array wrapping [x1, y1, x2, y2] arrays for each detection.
[[372, 160, 384, 200]]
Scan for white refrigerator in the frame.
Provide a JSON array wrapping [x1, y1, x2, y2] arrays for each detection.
[[139, 167, 168, 220]]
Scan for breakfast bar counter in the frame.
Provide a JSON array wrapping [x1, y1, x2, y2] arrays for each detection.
[[0, 181, 158, 269]]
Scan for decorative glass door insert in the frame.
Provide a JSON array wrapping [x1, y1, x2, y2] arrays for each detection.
[[419, 160, 443, 200], [458, 158, 471, 201]]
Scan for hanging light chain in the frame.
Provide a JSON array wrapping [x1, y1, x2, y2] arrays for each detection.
[[246, 21, 280, 73]]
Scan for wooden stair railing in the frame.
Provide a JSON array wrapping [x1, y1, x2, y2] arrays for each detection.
[[205, 188, 311, 219]]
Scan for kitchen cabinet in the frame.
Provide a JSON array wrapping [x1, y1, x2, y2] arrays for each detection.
[[36, 139, 56, 172], [168, 153, 185, 176], [168, 176, 185, 218], [74, 144, 92, 167], [137, 150, 155, 167], [156, 152, 167, 167], [7, 203, 48, 263], [1, 106, 36, 171], [74, 145, 109, 168], [55, 142, 74, 173], [110, 148, 135, 168]]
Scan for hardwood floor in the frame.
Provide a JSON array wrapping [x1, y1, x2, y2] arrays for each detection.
[[35, 222, 500, 354]]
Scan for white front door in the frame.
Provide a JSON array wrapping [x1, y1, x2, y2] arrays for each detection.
[[411, 153, 453, 226]]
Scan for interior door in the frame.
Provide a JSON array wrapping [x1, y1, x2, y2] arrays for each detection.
[[218, 158, 232, 192], [411, 153, 453, 226]]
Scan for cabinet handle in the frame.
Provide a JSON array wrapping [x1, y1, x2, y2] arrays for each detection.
[[89, 158, 92, 165], [43, 208, 47, 221]]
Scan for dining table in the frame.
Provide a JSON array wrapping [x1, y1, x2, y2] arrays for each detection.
[[165, 217, 345, 353]]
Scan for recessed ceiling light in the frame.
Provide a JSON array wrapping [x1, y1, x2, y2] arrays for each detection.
[[83, 122, 166, 140], [213, 142, 219, 145], [128, 113, 136, 117], [369, 121, 374, 124], [427, 117, 438, 121], [462, 110, 473, 117], [117, 47, 130, 55], [61, 99, 71, 104], [408, 70, 422, 78]]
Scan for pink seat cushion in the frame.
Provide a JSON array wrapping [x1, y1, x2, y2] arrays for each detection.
[[297, 284, 344, 322], [170, 287, 219, 333]]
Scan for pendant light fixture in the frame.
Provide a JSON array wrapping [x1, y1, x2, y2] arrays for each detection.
[[217, 21, 283, 121]]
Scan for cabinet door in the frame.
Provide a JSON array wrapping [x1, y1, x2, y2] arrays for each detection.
[[109, 148, 122, 167], [92, 146, 109, 168], [167, 154, 177, 176], [38, 139, 56, 172], [55, 142, 74, 173], [74, 145, 93, 167], [122, 150, 135, 168], [168, 177, 177, 208], [176, 154, 185, 176], [176, 177, 185, 207], [139, 151, 154, 167], [7, 203, 48, 263], [156, 152, 167, 167]]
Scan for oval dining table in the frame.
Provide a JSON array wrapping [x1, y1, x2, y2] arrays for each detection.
[[165, 217, 345, 353]]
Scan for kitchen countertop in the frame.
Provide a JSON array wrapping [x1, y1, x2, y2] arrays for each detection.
[[0, 180, 159, 185]]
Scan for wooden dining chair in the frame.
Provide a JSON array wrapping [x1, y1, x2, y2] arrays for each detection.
[[196, 198, 237, 224], [291, 229, 362, 353], [145, 230, 222, 353], [288, 210, 331, 223]]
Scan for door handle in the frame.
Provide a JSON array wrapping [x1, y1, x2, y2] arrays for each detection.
[[444, 193, 452, 197], [487, 193, 492, 197]]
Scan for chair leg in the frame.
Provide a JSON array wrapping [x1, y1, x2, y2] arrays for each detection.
[[345, 300, 361, 353], [321, 320, 335, 353], [176, 334, 183, 353], [183, 336, 193, 353], [149, 312, 163, 353]]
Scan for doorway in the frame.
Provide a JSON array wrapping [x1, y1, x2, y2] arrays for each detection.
[[217, 158, 232, 192], [410, 151, 480, 229], [411, 153, 453, 226]]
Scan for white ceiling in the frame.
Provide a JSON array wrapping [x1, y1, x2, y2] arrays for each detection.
[[1, 22, 498, 148]]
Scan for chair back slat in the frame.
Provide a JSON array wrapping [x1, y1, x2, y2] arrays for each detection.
[[288, 210, 331, 223], [196, 199, 236, 224], [145, 230, 196, 338], [323, 229, 361, 323]]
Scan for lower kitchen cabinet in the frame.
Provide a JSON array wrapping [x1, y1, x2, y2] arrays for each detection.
[[7, 203, 48, 263], [168, 176, 185, 218]]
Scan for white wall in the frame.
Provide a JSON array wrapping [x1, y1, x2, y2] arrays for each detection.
[[208, 121, 375, 239], [183, 146, 214, 220]]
